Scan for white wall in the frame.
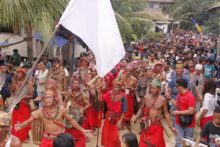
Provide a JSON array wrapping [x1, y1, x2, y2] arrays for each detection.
[[0, 33, 41, 57], [0, 33, 86, 59], [0, 33, 27, 57], [157, 24, 168, 34]]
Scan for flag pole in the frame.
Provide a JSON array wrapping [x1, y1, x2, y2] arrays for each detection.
[[9, 28, 58, 112], [96, 85, 102, 147]]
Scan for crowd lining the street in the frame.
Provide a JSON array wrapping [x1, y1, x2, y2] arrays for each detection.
[[0, 30, 220, 147]]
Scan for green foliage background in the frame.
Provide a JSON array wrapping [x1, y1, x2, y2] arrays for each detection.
[[111, 0, 154, 43], [170, 0, 220, 35]]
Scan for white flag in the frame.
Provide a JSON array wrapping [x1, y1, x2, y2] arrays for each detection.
[[59, 0, 125, 77]]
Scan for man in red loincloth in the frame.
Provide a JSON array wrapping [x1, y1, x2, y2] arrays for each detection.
[[65, 79, 89, 147], [14, 90, 91, 147], [134, 78, 176, 147]]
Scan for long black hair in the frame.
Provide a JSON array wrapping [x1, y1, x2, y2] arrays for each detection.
[[122, 133, 138, 147], [203, 78, 216, 96], [53, 133, 75, 147]]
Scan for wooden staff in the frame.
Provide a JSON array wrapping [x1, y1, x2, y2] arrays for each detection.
[[9, 28, 58, 112], [87, 75, 99, 86], [96, 85, 102, 147]]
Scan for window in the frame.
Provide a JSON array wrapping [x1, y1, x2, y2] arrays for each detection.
[[149, 2, 155, 8]]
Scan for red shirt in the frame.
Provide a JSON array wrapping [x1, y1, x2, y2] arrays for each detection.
[[175, 91, 196, 128], [103, 91, 126, 114]]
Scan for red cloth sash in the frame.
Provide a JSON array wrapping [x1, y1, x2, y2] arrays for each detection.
[[101, 113, 121, 147], [11, 101, 31, 142], [86, 106, 102, 129], [124, 94, 134, 121], [40, 137, 53, 147], [139, 124, 165, 147]]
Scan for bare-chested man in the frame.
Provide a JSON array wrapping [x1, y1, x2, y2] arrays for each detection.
[[35, 78, 64, 107], [14, 91, 91, 147], [47, 58, 67, 93], [65, 79, 90, 147], [134, 78, 176, 147], [86, 71, 105, 132], [121, 65, 137, 126]]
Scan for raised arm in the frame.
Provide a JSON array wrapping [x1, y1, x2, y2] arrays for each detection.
[[14, 116, 35, 131], [63, 109, 91, 136]]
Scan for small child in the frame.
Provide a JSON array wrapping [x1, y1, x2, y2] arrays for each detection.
[[195, 106, 220, 147]]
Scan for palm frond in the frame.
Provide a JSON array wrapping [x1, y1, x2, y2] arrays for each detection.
[[0, 0, 40, 27]]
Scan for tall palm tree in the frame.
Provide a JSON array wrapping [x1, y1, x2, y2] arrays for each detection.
[[0, 0, 68, 61]]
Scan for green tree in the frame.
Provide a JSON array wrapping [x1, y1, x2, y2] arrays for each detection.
[[0, 0, 68, 61], [170, 0, 220, 34]]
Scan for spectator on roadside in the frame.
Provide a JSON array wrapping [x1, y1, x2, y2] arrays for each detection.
[[0, 63, 12, 102], [36, 62, 48, 107], [204, 59, 215, 79], [41, 55, 52, 69], [9, 49, 21, 67], [191, 64, 205, 112], [167, 64, 191, 124], [197, 79, 218, 130], [172, 79, 196, 147], [195, 106, 220, 147]]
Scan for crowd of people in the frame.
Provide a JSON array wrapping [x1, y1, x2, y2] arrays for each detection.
[[0, 30, 220, 147]]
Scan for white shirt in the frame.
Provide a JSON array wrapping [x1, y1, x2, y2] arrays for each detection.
[[37, 69, 48, 92], [64, 67, 69, 77], [165, 69, 173, 82], [200, 93, 218, 117]]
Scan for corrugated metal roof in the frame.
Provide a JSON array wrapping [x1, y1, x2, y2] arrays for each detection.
[[148, 0, 175, 3], [133, 10, 170, 22]]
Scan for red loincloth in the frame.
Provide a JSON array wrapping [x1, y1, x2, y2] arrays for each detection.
[[200, 116, 213, 130], [81, 115, 90, 129], [200, 116, 213, 140], [86, 106, 102, 129], [139, 124, 165, 147], [65, 128, 86, 147], [124, 94, 134, 122], [101, 113, 121, 147], [40, 137, 53, 147], [11, 101, 31, 142]]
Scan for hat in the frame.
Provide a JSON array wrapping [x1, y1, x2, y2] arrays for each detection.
[[134, 56, 140, 60], [195, 64, 203, 70], [146, 66, 153, 71], [80, 52, 88, 57], [112, 80, 122, 87], [53, 57, 61, 63], [154, 61, 163, 66], [46, 78, 56, 85], [150, 78, 161, 88], [16, 68, 26, 75]]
